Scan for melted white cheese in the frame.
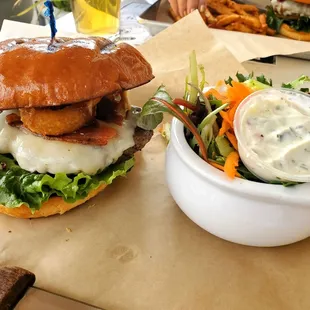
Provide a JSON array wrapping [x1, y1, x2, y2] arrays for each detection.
[[0, 110, 136, 175], [237, 89, 310, 182], [271, 0, 310, 17]]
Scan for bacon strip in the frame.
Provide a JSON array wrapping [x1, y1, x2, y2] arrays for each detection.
[[7, 117, 118, 146], [49, 121, 118, 146], [5, 113, 22, 126]]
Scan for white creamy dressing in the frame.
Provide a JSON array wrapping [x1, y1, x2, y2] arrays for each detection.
[[0, 110, 136, 175], [239, 90, 310, 180], [271, 0, 310, 17]]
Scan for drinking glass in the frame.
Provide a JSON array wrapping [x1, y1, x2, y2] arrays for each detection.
[[70, 0, 121, 35]]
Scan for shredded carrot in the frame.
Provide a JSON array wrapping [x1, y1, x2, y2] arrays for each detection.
[[227, 103, 239, 125], [219, 111, 233, 127], [219, 119, 230, 136], [217, 81, 252, 137], [226, 131, 238, 150], [209, 161, 225, 171], [209, 159, 241, 178], [205, 81, 252, 179], [224, 151, 240, 179], [204, 88, 227, 101], [227, 81, 252, 104]]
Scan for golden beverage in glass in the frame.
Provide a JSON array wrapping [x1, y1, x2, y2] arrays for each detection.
[[71, 0, 121, 35]]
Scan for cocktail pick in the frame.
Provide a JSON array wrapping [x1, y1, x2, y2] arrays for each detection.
[[44, 0, 57, 46]]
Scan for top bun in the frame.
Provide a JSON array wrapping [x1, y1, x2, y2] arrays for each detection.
[[0, 37, 154, 109]]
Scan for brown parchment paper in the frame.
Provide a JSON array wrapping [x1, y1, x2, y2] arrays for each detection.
[[153, 0, 310, 62], [1, 11, 310, 310]]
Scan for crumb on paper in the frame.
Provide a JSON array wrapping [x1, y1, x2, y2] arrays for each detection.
[[8, 230, 12, 233], [66, 227, 72, 233], [65, 239, 69, 242], [88, 203, 96, 209], [158, 122, 171, 144]]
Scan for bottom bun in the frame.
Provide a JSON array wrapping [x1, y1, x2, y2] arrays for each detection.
[[280, 23, 310, 41], [0, 184, 107, 219]]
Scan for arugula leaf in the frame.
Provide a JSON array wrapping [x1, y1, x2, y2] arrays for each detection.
[[281, 83, 293, 89], [208, 94, 223, 108], [269, 180, 302, 187], [282, 75, 310, 90], [136, 85, 172, 130], [236, 72, 248, 83], [139, 84, 208, 160], [236, 163, 262, 182], [224, 76, 233, 86], [256, 74, 273, 86], [0, 155, 135, 211], [300, 88, 310, 93], [235, 72, 254, 83], [225, 72, 271, 89]]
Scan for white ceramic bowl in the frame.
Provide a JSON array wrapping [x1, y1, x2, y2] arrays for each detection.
[[165, 118, 310, 247]]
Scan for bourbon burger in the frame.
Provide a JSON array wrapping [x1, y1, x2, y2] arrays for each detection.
[[0, 37, 156, 218]]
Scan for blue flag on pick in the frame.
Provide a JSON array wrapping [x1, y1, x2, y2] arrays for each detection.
[[44, 0, 57, 44]]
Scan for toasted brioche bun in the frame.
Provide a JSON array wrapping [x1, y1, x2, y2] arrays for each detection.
[[280, 23, 310, 41], [0, 184, 107, 219], [0, 37, 154, 110], [293, 0, 310, 4]]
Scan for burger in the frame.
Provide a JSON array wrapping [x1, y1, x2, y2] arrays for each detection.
[[267, 0, 310, 41], [0, 36, 157, 219]]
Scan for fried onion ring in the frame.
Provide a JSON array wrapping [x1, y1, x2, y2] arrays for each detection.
[[19, 98, 101, 136]]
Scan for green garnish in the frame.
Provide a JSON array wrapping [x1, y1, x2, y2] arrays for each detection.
[[0, 154, 134, 212]]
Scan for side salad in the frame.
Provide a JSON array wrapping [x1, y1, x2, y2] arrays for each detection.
[[138, 51, 310, 186]]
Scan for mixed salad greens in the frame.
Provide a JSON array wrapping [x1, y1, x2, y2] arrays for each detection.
[[139, 50, 310, 186]]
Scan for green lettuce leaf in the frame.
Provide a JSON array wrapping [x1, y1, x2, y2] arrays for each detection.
[[0, 154, 134, 212], [266, 6, 284, 33], [287, 16, 310, 33]]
